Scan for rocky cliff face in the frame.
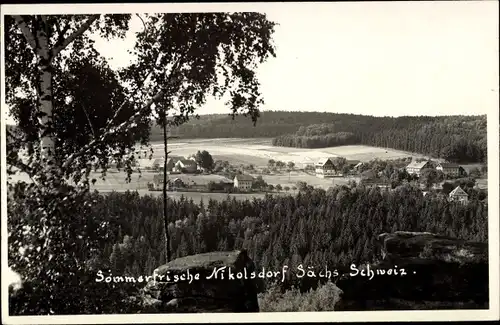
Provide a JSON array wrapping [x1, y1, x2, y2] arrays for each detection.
[[335, 231, 489, 311], [135, 250, 261, 313]]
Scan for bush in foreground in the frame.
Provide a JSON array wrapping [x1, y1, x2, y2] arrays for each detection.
[[258, 281, 343, 312]]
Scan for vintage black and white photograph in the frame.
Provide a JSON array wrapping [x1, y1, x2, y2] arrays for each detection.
[[1, 1, 499, 323]]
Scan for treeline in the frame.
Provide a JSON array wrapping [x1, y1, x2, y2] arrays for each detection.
[[159, 111, 486, 163], [272, 116, 487, 164], [156, 111, 370, 140]]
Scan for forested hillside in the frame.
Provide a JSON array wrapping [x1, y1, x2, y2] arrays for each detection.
[[8, 111, 487, 163], [8, 180, 488, 314], [161, 111, 487, 164]]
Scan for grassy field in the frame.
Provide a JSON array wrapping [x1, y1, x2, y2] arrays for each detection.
[[7, 138, 488, 199], [165, 138, 431, 168]]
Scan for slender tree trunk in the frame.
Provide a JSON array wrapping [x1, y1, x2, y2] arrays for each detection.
[[37, 64, 55, 162], [35, 17, 55, 163], [14, 15, 100, 169], [163, 114, 171, 262]]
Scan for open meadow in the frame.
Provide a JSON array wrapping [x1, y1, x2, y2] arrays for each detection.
[[164, 138, 431, 168], [7, 138, 488, 203]]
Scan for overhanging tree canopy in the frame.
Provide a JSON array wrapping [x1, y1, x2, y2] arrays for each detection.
[[5, 12, 276, 314]]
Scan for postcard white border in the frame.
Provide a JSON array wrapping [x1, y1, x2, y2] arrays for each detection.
[[1, 1, 499, 323]]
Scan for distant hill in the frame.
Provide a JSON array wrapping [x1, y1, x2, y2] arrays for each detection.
[[157, 111, 345, 140], [161, 111, 487, 164], [7, 111, 487, 164]]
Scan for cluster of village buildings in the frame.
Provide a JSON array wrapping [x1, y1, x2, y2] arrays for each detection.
[[314, 157, 471, 204], [149, 155, 475, 205], [148, 156, 254, 192], [314, 157, 464, 179]]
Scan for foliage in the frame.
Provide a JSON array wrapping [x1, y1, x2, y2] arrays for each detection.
[[195, 150, 215, 171], [8, 186, 137, 314], [121, 12, 276, 131], [258, 281, 343, 312], [252, 176, 268, 190], [6, 12, 276, 315], [4, 14, 144, 181]]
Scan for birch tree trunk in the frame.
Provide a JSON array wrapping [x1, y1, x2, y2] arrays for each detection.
[[35, 18, 55, 162], [13, 15, 100, 166]]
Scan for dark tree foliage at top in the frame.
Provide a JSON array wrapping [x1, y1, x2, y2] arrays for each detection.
[[5, 12, 277, 316]]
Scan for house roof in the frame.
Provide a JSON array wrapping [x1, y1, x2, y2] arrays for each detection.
[[316, 158, 334, 167], [166, 157, 181, 164], [177, 159, 197, 167], [438, 162, 460, 169], [153, 158, 164, 165], [346, 160, 361, 165], [234, 174, 254, 182], [406, 160, 430, 169], [449, 186, 468, 197], [353, 162, 363, 169]]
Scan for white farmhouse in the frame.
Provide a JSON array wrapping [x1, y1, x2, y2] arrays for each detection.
[[315, 158, 336, 178], [406, 160, 432, 177], [449, 186, 469, 205], [234, 174, 254, 191]]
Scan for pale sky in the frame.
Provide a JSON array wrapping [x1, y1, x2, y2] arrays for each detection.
[[2, 1, 499, 124]]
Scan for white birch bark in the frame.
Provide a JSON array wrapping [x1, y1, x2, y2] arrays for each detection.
[[14, 15, 100, 166], [35, 18, 55, 162]]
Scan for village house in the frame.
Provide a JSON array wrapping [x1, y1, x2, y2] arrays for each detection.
[[233, 174, 254, 191], [352, 162, 364, 172], [315, 158, 336, 178], [361, 179, 392, 190], [149, 174, 166, 191], [405, 160, 432, 177], [341, 159, 361, 175], [208, 179, 234, 192], [152, 158, 164, 170], [173, 159, 198, 173], [170, 178, 185, 190], [448, 186, 469, 205], [166, 157, 181, 173], [345, 160, 361, 167], [435, 162, 461, 177]]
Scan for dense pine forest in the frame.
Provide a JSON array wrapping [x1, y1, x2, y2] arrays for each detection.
[[8, 177, 488, 314], [161, 111, 487, 164], [109, 184, 488, 277]]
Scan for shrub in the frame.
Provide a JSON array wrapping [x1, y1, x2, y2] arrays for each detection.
[[258, 281, 343, 312]]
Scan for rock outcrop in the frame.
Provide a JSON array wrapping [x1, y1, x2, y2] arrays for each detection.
[[136, 250, 261, 313], [335, 231, 489, 310]]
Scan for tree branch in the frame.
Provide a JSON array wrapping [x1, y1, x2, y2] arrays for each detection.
[[80, 103, 96, 137], [136, 13, 147, 31], [54, 20, 67, 49], [51, 14, 100, 59], [12, 15, 37, 50], [62, 34, 193, 173], [61, 90, 165, 170]]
